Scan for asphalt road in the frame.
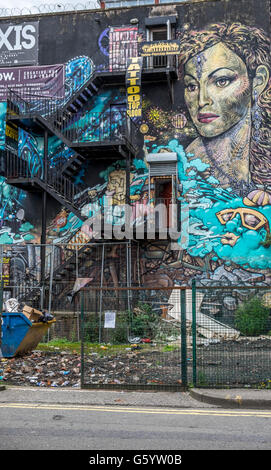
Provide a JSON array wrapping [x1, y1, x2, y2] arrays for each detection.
[[1, 402, 271, 451]]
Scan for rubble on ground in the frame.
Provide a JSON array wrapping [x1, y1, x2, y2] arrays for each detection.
[[1, 350, 81, 388], [0, 345, 186, 387]]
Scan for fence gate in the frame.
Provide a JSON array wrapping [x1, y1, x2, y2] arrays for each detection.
[[80, 286, 189, 390]]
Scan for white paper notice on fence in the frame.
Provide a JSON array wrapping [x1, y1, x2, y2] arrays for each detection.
[[104, 311, 116, 329]]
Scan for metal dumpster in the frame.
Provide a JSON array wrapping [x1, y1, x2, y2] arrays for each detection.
[[1, 312, 55, 358]]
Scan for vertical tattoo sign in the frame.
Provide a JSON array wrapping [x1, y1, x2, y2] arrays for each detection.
[[5, 122, 18, 155], [126, 57, 143, 118]]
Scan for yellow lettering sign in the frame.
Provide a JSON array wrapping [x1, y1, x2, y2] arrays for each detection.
[[127, 86, 140, 94], [127, 94, 140, 102], [127, 63, 140, 71]]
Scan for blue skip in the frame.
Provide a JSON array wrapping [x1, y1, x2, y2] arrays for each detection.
[[1, 312, 55, 358]]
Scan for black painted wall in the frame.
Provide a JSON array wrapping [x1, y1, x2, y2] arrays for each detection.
[[0, 0, 268, 67]]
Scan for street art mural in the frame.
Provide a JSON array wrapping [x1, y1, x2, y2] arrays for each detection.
[[0, 2, 270, 311], [0, 55, 95, 263], [179, 22, 271, 189], [134, 22, 271, 297], [0, 177, 36, 241]]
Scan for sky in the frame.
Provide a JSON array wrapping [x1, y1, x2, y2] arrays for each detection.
[[0, 0, 54, 8], [0, 0, 99, 13]]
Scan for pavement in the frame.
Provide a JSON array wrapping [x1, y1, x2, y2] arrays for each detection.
[[1, 383, 271, 409]]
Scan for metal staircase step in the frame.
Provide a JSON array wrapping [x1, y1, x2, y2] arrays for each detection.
[[74, 98, 84, 107], [90, 82, 98, 92], [79, 92, 88, 102], [84, 87, 93, 97], [68, 103, 79, 112]]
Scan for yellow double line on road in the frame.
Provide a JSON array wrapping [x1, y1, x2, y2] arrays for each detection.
[[1, 403, 271, 418]]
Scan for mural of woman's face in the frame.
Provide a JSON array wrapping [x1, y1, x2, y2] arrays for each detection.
[[184, 42, 251, 138]]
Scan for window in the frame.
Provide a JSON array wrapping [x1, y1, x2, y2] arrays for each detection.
[[149, 27, 168, 67], [145, 16, 176, 68]]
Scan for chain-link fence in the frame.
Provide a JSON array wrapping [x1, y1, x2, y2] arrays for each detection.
[[0, 242, 133, 343], [1, 242, 271, 389], [191, 282, 271, 388], [80, 286, 188, 390], [79, 284, 271, 390]]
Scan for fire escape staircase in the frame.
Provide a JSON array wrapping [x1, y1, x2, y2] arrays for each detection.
[[5, 144, 102, 308], [60, 72, 104, 115], [5, 71, 139, 217], [6, 82, 138, 161], [4, 80, 139, 308], [5, 147, 90, 221]]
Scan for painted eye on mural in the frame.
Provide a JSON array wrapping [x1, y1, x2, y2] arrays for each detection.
[[185, 83, 198, 92], [215, 77, 233, 88]]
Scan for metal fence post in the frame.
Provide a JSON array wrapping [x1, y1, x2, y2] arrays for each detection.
[[192, 279, 197, 387], [99, 244, 105, 343], [48, 245, 55, 317], [0, 277, 3, 360], [80, 290, 85, 388], [181, 288, 187, 387]]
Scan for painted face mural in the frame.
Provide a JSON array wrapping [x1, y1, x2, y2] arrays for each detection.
[[184, 43, 251, 139], [179, 22, 271, 188]]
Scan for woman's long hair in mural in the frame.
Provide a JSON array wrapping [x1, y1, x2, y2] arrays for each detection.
[[179, 22, 271, 187]]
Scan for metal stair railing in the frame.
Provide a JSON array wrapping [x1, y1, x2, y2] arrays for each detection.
[[6, 72, 100, 120], [7, 83, 74, 118], [45, 107, 134, 148], [47, 169, 90, 208], [5, 148, 90, 212], [55, 73, 101, 115], [6, 71, 101, 118], [6, 147, 41, 179], [6, 88, 139, 153], [59, 109, 125, 143], [6, 89, 32, 118]]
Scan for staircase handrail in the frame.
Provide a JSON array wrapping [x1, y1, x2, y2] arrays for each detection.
[[47, 168, 90, 207], [7, 85, 139, 151], [6, 70, 98, 119], [7, 81, 77, 118], [7, 88, 32, 117], [5, 147, 90, 210]]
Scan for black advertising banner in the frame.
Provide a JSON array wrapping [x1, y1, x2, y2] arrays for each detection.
[[138, 39, 181, 57], [0, 21, 39, 66], [126, 57, 143, 118], [0, 64, 64, 100]]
